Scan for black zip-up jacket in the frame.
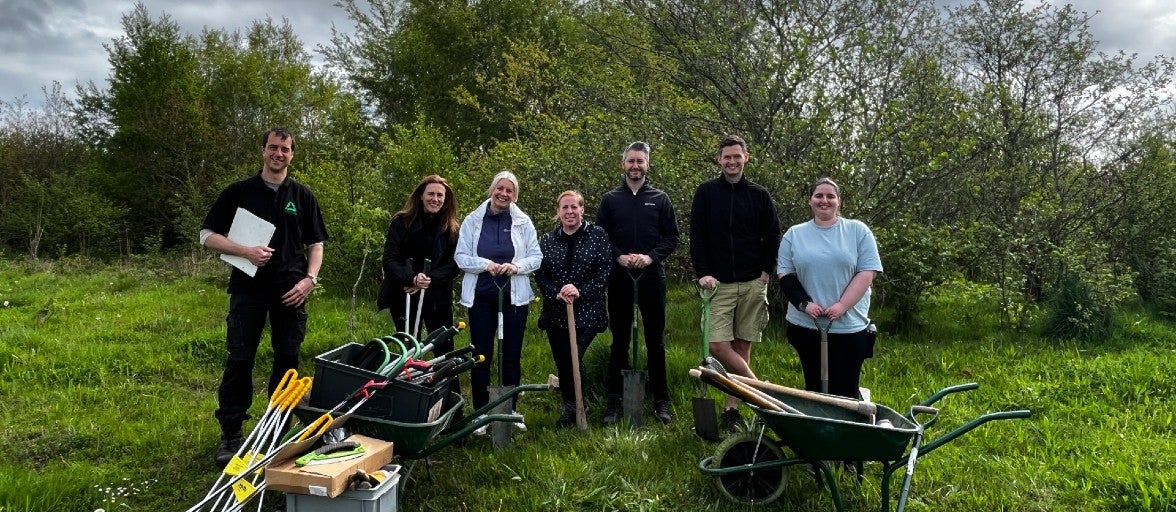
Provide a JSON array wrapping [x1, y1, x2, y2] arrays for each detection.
[[689, 174, 780, 282], [595, 177, 680, 277], [376, 212, 458, 312], [202, 171, 328, 296]]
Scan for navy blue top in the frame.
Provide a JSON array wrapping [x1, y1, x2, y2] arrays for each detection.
[[475, 208, 515, 297]]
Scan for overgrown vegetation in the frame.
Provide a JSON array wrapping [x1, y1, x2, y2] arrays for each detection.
[[2, 0, 1175, 340], [1, 258, 1174, 511]]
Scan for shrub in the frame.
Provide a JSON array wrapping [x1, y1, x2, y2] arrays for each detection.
[[1042, 274, 1114, 342]]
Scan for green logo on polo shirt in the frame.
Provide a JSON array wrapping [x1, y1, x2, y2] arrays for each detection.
[[284, 201, 297, 215]]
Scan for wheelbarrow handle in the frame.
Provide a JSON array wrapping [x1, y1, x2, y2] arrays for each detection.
[[918, 382, 979, 408]]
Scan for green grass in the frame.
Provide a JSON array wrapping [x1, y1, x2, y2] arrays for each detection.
[[0, 257, 1174, 511]]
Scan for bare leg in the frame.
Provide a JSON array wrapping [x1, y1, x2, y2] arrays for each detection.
[[709, 338, 755, 409]]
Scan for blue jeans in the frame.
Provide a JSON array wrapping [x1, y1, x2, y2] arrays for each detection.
[[215, 293, 306, 434], [468, 294, 529, 410]]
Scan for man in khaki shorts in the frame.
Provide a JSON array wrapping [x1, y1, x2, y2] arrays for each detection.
[[689, 134, 781, 432]]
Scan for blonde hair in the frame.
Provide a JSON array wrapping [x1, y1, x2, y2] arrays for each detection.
[[487, 170, 521, 200]]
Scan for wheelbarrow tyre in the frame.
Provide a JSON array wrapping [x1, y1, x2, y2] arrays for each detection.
[[709, 432, 787, 505]]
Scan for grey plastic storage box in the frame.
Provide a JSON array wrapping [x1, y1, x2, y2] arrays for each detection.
[[285, 464, 401, 512]]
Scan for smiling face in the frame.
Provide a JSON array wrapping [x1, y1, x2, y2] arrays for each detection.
[[489, 178, 517, 213], [261, 133, 294, 177], [421, 183, 446, 214], [623, 149, 649, 183], [558, 193, 584, 232], [809, 183, 841, 222], [717, 144, 748, 182]]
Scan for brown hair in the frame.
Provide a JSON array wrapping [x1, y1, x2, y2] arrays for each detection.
[[397, 175, 459, 243]]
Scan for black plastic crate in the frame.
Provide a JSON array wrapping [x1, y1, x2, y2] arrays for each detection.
[[308, 342, 451, 423]]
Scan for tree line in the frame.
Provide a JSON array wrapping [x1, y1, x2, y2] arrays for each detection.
[[1, 0, 1173, 336]]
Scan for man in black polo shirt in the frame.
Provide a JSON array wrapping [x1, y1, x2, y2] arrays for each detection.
[[199, 127, 328, 465]]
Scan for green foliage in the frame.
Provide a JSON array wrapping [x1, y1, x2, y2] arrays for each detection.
[[1042, 274, 1115, 342], [873, 220, 976, 331]]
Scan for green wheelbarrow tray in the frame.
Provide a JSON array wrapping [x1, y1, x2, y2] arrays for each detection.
[[698, 382, 1032, 511], [751, 393, 917, 462]]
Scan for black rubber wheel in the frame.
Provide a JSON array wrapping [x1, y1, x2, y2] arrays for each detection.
[[709, 432, 787, 505]]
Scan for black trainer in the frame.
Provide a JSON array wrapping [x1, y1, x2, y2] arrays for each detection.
[[653, 399, 673, 424], [555, 402, 577, 428], [720, 407, 742, 433], [601, 395, 623, 425], [215, 431, 244, 466]]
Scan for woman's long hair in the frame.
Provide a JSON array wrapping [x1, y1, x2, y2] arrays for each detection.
[[397, 175, 459, 243]]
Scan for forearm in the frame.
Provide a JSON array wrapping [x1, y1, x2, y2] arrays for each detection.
[[202, 232, 246, 257], [306, 243, 324, 277], [837, 270, 876, 308]]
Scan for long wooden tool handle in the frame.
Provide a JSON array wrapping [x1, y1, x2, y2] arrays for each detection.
[[567, 302, 588, 430], [693, 367, 782, 412], [730, 374, 878, 417]]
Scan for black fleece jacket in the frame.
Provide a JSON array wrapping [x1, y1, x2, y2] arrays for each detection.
[[689, 175, 781, 282]]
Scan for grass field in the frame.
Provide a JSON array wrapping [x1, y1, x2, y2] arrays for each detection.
[[0, 256, 1173, 511]]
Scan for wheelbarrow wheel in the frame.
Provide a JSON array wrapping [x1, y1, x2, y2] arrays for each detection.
[[709, 432, 787, 505]]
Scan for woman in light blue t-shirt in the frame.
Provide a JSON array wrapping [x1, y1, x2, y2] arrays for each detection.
[[776, 177, 882, 399]]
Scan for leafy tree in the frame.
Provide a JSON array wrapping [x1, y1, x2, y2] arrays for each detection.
[[946, 0, 1174, 327]]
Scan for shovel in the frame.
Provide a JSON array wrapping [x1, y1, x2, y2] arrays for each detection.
[[622, 269, 646, 427], [566, 302, 588, 431], [816, 315, 833, 394], [692, 285, 720, 441], [488, 274, 514, 449]]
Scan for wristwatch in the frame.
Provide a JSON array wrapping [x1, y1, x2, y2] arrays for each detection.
[[307, 274, 319, 285], [798, 301, 810, 311]]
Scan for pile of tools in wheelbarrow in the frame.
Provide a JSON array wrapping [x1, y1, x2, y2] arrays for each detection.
[[690, 358, 1031, 511], [187, 325, 554, 512]]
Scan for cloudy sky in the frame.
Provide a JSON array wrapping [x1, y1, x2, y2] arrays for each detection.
[[1, 0, 1173, 106]]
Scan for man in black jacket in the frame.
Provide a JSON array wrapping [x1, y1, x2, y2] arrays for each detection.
[[689, 134, 780, 432], [596, 141, 680, 424]]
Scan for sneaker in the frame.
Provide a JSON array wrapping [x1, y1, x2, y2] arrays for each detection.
[[555, 402, 576, 428], [511, 410, 526, 431], [720, 407, 742, 433], [215, 431, 244, 466], [472, 415, 489, 436], [601, 395, 623, 425], [653, 399, 673, 424]]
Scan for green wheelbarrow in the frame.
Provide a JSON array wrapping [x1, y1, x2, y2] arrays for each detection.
[[697, 382, 1031, 511]]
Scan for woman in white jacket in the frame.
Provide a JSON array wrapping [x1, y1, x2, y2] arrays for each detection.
[[455, 170, 543, 430]]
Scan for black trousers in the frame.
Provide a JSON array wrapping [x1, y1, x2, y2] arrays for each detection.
[[546, 326, 598, 403], [785, 322, 875, 399], [215, 293, 306, 435], [605, 269, 669, 400]]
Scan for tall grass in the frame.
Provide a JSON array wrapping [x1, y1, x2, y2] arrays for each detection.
[[0, 257, 1173, 511]]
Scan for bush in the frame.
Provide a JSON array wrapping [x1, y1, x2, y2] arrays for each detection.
[[1042, 274, 1114, 342]]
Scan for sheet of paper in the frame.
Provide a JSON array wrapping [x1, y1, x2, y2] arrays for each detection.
[[219, 207, 276, 277]]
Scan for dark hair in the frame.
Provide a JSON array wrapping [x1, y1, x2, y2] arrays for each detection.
[[717, 134, 747, 154], [623, 141, 651, 160], [810, 176, 840, 196], [397, 175, 460, 243], [261, 127, 295, 152]]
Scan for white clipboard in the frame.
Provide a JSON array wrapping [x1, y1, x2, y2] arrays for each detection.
[[219, 208, 276, 277]]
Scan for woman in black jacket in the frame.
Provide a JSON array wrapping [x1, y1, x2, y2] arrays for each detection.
[[536, 190, 613, 427], [377, 175, 460, 342]]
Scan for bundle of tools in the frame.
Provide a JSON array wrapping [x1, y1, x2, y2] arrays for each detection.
[[187, 371, 390, 512], [348, 324, 480, 386]]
